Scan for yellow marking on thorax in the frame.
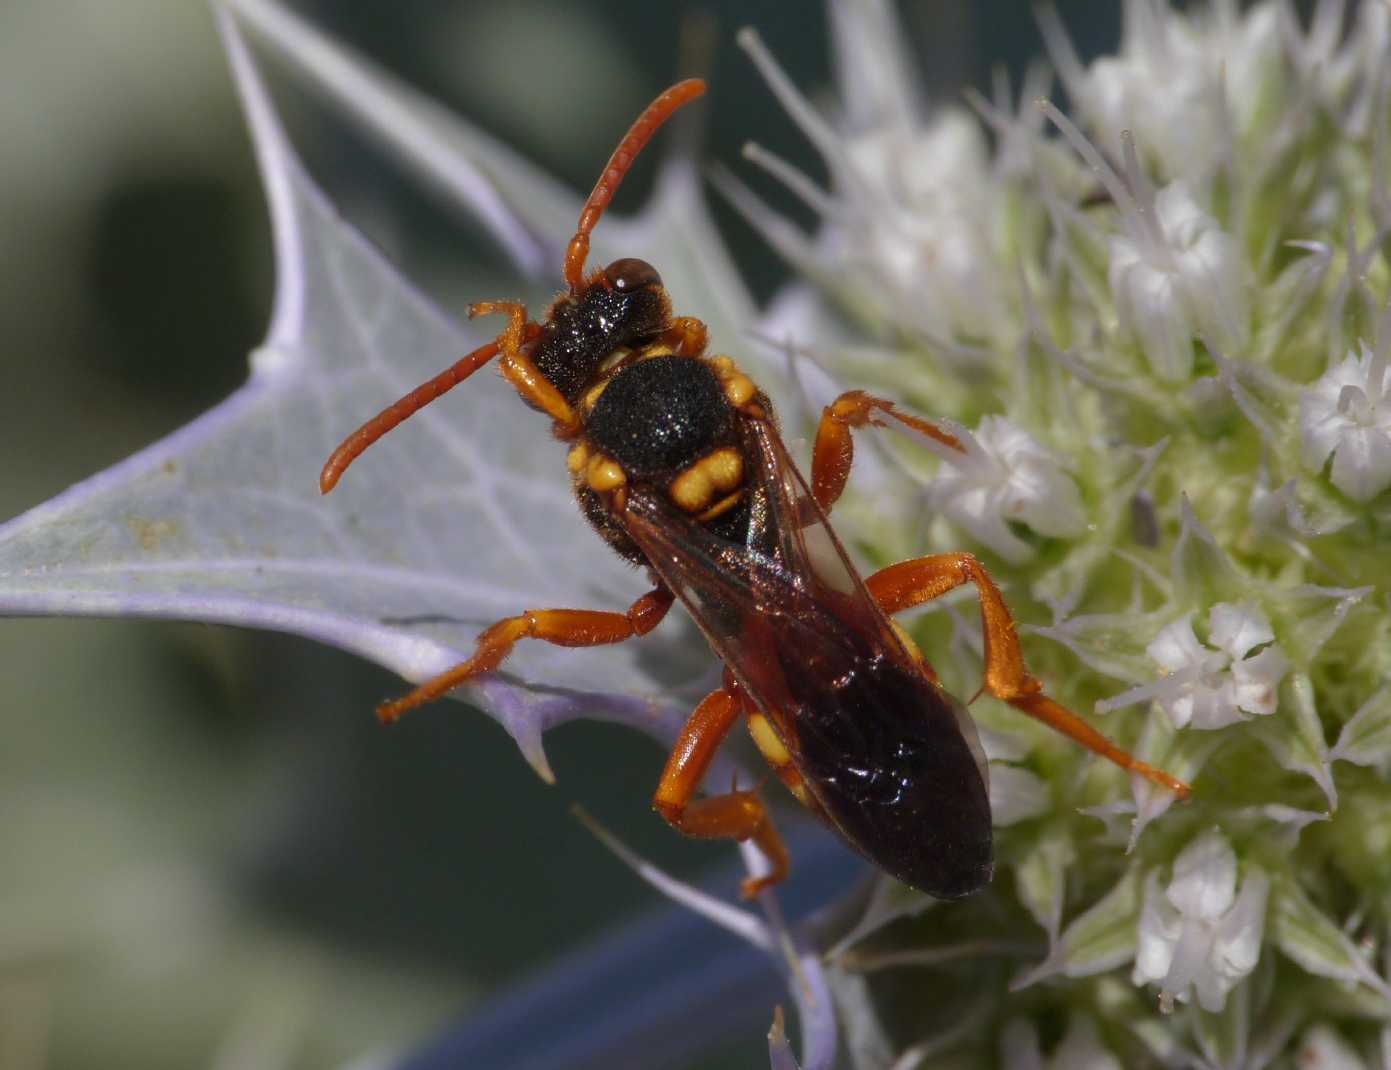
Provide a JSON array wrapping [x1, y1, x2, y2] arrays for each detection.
[[706, 355, 757, 409], [669, 447, 744, 512], [566, 442, 591, 473], [581, 381, 608, 413], [585, 452, 627, 492], [581, 343, 680, 413]]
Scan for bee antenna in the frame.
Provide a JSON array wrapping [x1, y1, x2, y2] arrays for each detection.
[[562, 78, 708, 292]]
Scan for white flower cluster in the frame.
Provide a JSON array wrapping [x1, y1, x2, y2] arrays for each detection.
[[1300, 340, 1391, 502], [1102, 601, 1289, 730], [722, 0, 1391, 1060], [1133, 830, 1269, 1012], [1044, 0, 1283, 183], [924, 416, 1086, 564], [1108, 181, 1249, 381]]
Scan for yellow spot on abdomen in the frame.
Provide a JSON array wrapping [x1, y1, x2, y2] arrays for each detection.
[[748, 712, 791, 768], [889, 619, 922, 662]]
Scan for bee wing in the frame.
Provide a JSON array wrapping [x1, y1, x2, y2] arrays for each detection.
[[623, 415, 907, 693], [624, 416, 992, 898]]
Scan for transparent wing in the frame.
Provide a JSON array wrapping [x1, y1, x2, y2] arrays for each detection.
[[623, 416, 993, 898]]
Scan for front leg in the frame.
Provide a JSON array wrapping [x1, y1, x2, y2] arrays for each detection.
[[378, 586, 673, 723], [810, 390, 964, 513], [659, 316, 709, 357], [469, 301, 583, 437], [868, 554, 1191, 799]]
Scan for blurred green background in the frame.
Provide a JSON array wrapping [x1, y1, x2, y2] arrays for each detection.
[[0, 2, 1119, 1067]]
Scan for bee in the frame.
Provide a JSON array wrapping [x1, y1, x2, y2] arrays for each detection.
[[320, 79, 1189, 900]]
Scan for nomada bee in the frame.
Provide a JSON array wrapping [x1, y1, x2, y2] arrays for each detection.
[[320, 79, 1189, 899]]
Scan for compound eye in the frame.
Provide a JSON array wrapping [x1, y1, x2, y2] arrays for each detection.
[[605, 257, 663, 293]]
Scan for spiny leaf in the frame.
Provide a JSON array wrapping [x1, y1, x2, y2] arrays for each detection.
[[0, 3, 763, 784]]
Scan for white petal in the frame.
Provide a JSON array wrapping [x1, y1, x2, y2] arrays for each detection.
[[1132, 872, 1182, 984], [1211, 868, 1269, 983], [1166, 830, 1237, 920], [1294, 1025, 1366, 1070], [1299, 342, 1391, 501], [1300, 353, 1368, 467], [1161, 919, 1211, 999], [1208, 601, 1275, 660], [1005, 459, 1087, 538], [1329, 424, 1391, 502], [1158, 183, 1249, 354], [1109, 243, 1195, 381], [1229, 645, 1289, 717], [1184, 680, 1244, 730], [1163, 691, 1197, 730], [932, 480, 1034, 563], [1185, 679, 1245, 730], [1147, 614, 1206, 671]]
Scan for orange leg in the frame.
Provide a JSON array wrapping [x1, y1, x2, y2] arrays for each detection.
[[653, 689, 790, 898], [867, 554, 1191, 799], [378, 587, 673, 723], [469, 302, 582, 437], [811, 390, 964, 513], [659, 316, 709, 357]]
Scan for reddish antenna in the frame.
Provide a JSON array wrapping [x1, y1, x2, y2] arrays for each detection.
[[319, 320, 542, 494], [562, 78, 707, 291]]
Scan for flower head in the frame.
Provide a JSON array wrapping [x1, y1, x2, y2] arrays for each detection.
[[840, 110, 1006, 343], [1044, 0, 1283, 183], [1108, 180, 1249, 381], [1099, 601, 1290, 730], [924, 416, 1086, 564], [1145, 602, 1289, 729]]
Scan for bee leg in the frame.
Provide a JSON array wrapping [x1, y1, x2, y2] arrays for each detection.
[[376, 586, 673, 723], [867, 554, 1192, 799], [653, 689, 790, 898], [658, 316, 709, 357], [470, 301, 583, 437], [810, 390, 964, 513]]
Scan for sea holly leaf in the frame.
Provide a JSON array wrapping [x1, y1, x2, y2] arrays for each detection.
[[1330, 684, 1391, 768], [1171, 497, 1243, 607], [228, 0, 567, 278], [823, 964, 896, 1070], [1250, 673, 1336, 809], [1013, 829, 1076, 946], [767, 1007, 801, 1070], [826, 875, 936, 961], [1013, 864, 1143, 989], [227, 0, 757, 397], [0, 6, 751, 782], [1269, 876, 1391, 1002]]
